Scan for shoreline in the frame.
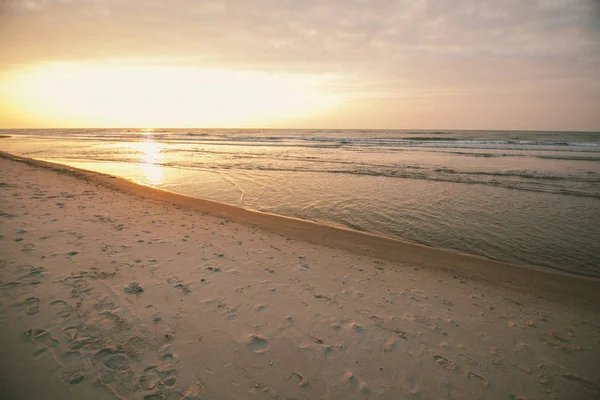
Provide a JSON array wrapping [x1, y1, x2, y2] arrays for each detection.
[[2, 150, 599, 310], [3, 130, 599, 278]]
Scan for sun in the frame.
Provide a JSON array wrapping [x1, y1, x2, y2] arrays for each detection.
[[1, 63, 341, 127]]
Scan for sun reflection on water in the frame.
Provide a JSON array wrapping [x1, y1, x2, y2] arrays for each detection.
[[137, 137, 163, 185]]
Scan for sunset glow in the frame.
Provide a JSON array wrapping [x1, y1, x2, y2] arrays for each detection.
[[2, 64, 340, 127]]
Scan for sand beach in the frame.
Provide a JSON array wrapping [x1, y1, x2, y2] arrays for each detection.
[[1, 151, 599, 400]]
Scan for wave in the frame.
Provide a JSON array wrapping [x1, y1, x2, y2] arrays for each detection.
[[40, 154, 600, 199], [183, 137, 600, 150], [6, 129, 600, 152], [536, 155, 600, 161]]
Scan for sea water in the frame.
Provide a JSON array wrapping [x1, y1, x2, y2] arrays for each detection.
[[2, 129, 599, 277]]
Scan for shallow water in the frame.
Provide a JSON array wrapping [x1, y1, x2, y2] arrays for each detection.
[[2, 128, 599, 276]]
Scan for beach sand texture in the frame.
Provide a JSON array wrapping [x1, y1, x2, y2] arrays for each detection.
[[1, 153, 599, 400]]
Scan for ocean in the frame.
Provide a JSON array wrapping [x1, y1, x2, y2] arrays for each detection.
[[2, 128, 599, 277]]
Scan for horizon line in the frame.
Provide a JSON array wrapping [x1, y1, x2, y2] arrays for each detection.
[[2, 127, 599, 133]]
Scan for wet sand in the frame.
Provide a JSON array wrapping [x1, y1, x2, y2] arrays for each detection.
[[1, 151, 599, 399]]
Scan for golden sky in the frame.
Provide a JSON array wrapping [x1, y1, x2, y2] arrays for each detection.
[[0, 0, 599, 130]]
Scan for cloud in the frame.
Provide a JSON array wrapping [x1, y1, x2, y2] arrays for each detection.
[[0, 0, 598, 129], [2, 0, 598, 63]]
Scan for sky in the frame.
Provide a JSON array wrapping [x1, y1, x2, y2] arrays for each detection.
[[0, 0, 599, 130]]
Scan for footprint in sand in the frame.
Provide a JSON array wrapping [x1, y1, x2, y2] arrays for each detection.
[[17, 297, 40, 314], [322, 346, 336, 359], [63, 350, 83, 362], [92, 295, 117, 311], [331, 323, 342, 331], [139, 363, 179, 391], [466, 371, 489, 388], [247, 334, 270, 353], [26, 329, 59, 348], [142, 393, 164, 400], [138, 351, 181, 398], [92, 347, 139, 397], [344, 370, 358, 385], [173, 282, 191, 294], [382, 337, 401, 353], [51, 300, 73, 318], [61, 325, 78, 343], [60, 276, 91, 297], [161, 352, 180, 364], [342, 371, 371, 393], [163, 376, 177, 387], [93, 311, 130, 332], [255, 304, 266, 312], [3, 265, 45, 287], [105, 354, 131, 371], [21, 243, 35, 253], [278, 316, 294, 331], [61, 369, 85, 385], [432, 354, 457, 371], [140, 365, 163, 391], [32, 346, 49, 360], [69, 337, 99, 351], [125, 282, 144, 294], [560, 374, 599, 394], [20, 265, 44, 279], [92, 347, 132, 371], [289, 372, 309, 387]]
